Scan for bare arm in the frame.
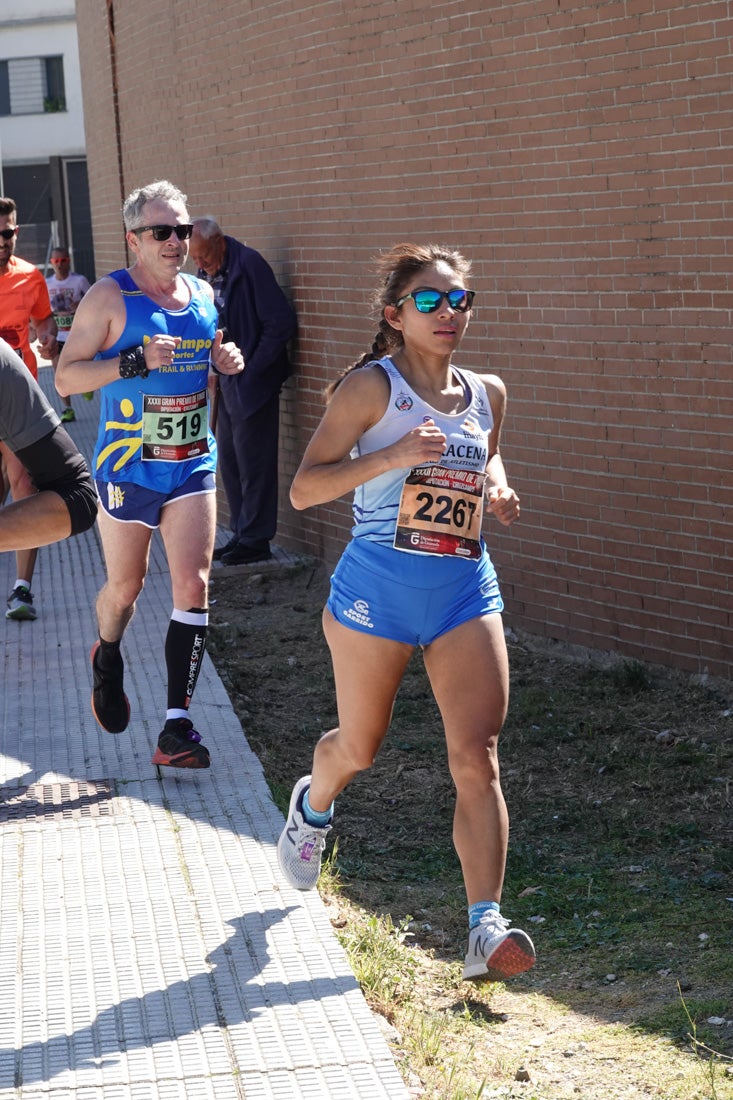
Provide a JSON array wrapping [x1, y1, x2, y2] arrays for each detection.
[[31, 313, 57, 360], [290, 367, 447, 511], [478, 373, 520, 526], [55, 278, 126, 396]]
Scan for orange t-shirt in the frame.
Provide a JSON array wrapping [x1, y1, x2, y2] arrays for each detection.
[[0, 256, 53, 378]]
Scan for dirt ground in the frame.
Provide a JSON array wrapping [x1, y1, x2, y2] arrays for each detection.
[[206, 556, 733, 1100]]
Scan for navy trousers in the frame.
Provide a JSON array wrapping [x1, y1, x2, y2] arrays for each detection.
[[216, 389, 280, 546]]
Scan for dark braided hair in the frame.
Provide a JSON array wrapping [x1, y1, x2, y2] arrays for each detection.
[[325, 242, 472, 401]]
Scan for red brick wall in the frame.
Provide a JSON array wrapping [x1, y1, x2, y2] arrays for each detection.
[[74, 1, 127, 273], [75, 0, 732, 680]]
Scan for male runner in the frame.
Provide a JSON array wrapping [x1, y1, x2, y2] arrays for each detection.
[[56, 180, 244, 770]]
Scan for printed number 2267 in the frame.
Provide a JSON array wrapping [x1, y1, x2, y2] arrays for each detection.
[[414, 491, 477, 529]]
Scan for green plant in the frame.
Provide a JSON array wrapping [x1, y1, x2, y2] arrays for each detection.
[[319, 839, 342, 895], [679, 985, 733, 1100], [610, 658, 651, 693], [337, 911, 417, 1010], [405, 1008, 449, 1065]]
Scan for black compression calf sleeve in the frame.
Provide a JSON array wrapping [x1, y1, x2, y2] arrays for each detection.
[[165, 608, 209, 711]]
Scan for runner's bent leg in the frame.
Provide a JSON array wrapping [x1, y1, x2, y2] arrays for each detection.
[[278, 611, 413, 890], [307, 609, 414, 812], [91, 509, 152, 732], [95, 507, 152, 642]]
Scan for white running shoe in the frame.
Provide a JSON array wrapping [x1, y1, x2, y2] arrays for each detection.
[[277, 775, 332, 890], [6, 585, 37, 621], [462, 911, 536, 982]]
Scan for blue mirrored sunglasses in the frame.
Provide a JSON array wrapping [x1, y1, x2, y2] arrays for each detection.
[[395, 287, 475, 314]]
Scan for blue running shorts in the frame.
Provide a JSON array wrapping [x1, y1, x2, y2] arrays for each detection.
[[95, 469, 216, 527], [327, 537, 504, 646]]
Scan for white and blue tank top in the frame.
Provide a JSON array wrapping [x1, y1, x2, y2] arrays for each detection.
[[351, 356, 494, 545]]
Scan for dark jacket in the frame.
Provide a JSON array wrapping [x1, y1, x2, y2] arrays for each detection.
[[215, 236, 297, 417]]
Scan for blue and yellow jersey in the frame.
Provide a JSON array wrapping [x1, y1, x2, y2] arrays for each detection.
[[93, 270, 218, 490]]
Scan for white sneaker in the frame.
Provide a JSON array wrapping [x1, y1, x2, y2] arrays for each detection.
[[462, 911, 536, 981], [6, 585, 37, 621], [277, 775, 332, 890]]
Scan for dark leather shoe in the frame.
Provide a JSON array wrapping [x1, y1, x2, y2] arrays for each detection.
[[213, 536, 238, 561], [220, 541, 272, 566]]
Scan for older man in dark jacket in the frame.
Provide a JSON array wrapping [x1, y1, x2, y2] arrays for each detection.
[[191, 218, 297, 564]]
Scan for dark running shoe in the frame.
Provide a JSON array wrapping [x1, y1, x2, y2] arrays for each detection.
[[152, 718, 211, 770], [90, 641, 130, 733]]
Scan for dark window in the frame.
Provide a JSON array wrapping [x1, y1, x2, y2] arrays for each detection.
[[0, 60, 9, 116], [44, 56, 65, 112]]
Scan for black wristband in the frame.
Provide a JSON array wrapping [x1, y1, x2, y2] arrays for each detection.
[[118, 345, 149, 379]]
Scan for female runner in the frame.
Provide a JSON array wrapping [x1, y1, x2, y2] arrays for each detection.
[[277, 242, 535, 981]]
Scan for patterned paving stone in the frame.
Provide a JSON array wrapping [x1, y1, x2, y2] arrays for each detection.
[[0, 369, 407, 1099]]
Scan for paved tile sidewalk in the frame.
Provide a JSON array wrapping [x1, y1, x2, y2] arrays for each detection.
[[0, 372, 408, 1099]]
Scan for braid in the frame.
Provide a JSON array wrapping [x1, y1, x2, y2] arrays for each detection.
[[370, 328, 388, 360], [324, 324, 398, 402]]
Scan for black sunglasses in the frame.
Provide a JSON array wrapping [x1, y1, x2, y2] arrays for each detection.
[[395, 287, 475, 314], [132, 223, 193, 241], [0, 228, 17, 241]]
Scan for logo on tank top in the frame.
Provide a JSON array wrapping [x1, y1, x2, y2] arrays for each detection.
[[442, 442, 488, 463], [395, 391, 413, 411]]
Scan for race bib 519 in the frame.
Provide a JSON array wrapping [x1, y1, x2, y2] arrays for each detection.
[[141, 390, 209, 462]]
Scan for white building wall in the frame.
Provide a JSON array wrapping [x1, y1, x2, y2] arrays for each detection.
[[0, 2, 85, 166]]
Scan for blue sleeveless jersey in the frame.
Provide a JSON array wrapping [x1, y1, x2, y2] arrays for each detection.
[[93, 269, 218, 490], [351, 356, 494, 545]]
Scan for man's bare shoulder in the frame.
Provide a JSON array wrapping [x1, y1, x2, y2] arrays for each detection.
[[80, 274, 125, 311], [62, 274, 126, 351]]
